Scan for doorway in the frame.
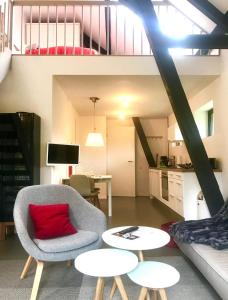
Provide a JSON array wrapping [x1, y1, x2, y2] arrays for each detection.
[[107, 119, 135, 197]]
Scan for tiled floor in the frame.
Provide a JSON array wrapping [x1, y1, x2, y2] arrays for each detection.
[[0, 196, 183, 260]]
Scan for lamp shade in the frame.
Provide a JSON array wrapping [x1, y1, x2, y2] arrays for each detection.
[[85, 132, 104, 147]]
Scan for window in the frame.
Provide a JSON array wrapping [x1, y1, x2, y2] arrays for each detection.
[[207, 108, 214, 136], [194, 101, 214, 138]]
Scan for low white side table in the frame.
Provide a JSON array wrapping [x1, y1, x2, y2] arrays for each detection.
[[102, 226, 170, 261], [128, 261, 180, 300], [102, 226, 170, 299], [75, 248, 138, 300]]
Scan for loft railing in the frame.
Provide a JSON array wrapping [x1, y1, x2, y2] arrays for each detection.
[[11, 1, 219, 56], [0, 0, 12, 53]]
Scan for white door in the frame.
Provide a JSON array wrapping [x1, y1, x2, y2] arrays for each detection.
[[107, 119, 135, 197]]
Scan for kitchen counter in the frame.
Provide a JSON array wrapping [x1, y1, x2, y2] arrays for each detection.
[[149, 167, 222, 172]]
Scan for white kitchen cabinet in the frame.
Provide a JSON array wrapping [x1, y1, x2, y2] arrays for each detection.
[[149, 169, 161, 200], [168, 172, 183, 216], [168, 171, 222, 220], [149, 168, 223, 220]]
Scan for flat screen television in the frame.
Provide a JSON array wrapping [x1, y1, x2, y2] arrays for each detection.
[[46, 143, 80, 165]]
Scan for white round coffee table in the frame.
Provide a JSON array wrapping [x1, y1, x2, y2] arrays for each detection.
[[128, 261, 180, 300], [75, 248, 138, 300], [102, 226, 170, 261]]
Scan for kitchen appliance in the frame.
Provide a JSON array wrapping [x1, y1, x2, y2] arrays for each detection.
[[161, 170, 168, 201], [209, 158, 217, 169], [160, 156, 169, 167], [168, 155, 176, 167]]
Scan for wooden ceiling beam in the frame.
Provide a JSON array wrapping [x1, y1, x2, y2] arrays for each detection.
[[186, 0, 228, 33]]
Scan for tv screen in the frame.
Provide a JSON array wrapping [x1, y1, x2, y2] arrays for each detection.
[[47, 143, 80, 165]]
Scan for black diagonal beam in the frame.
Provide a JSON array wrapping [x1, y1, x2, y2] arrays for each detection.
[[187, 0, 228, 33], [120, 0, 224, 215], [158, 34, 228, 49], [132, 117, 156, 168], [196, 12, 228, 55]]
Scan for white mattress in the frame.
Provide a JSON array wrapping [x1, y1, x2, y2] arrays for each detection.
[[191, 243, 228, 284]]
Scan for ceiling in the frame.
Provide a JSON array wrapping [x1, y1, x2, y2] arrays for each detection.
[[55, 75, 218, 118]]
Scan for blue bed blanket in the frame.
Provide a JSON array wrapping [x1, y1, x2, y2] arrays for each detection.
[[169, 201, 228, 250]]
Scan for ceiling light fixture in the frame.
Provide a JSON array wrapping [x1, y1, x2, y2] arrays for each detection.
[[85, 97, 104, 147], [118, 112, 126, 120]]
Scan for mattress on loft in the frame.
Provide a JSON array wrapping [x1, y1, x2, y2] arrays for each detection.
[[25, 46, 98, 55]]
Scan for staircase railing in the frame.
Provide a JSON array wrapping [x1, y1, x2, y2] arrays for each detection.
[[11, 0, 219, 56], [0, 0, 12, 53]]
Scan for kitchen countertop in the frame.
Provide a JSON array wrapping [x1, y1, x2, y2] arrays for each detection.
[[149, 167, 222, 172]]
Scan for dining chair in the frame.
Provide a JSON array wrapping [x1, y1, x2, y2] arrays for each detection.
[[70, 174, 101, 208]]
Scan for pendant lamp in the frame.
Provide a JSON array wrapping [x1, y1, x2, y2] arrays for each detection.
[[85, 97, 104, 147]]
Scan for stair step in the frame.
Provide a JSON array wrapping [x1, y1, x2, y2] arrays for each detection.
[[2, 186, 23, 194], [0, 115, 14, 124], [0, 158, 25, 165], [0, 170, 29, 176], [1, 180, 31, 186], [0, 132, 17, 139], [2, 190, 18, 196], [0, 145, 20, 152]]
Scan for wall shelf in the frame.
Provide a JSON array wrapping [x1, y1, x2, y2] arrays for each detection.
[[146, 136, 163, 139]]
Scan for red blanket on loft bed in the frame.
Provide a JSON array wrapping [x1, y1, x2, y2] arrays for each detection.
[[25, 46, 97, 55]]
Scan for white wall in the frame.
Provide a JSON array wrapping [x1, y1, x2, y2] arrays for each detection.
[[136, 118, 168, 196], [51, 77, 80, 184], [168, 50, 228, 198]]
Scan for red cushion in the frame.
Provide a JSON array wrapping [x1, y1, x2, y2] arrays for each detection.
[[29, 203, 77, 240]]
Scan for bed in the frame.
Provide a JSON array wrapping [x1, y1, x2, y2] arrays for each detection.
[[25, 46, 98, 55]]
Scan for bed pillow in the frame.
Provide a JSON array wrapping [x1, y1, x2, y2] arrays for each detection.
[[29, 203, 77, 240]]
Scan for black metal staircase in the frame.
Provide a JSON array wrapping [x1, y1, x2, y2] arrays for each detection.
[[0, 112, 40, 222]]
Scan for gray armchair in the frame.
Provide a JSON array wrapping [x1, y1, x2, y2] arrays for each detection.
[[14, 184, 107, 300]]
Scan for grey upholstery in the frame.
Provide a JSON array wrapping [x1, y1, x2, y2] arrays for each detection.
[[14, 184, 107, 262], [34, 230, 99, 253]]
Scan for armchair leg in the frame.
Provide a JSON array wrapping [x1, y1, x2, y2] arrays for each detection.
[[30, 260, 44, 300], [20, 256, 34, 279], [67, 260, 73, 267]]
